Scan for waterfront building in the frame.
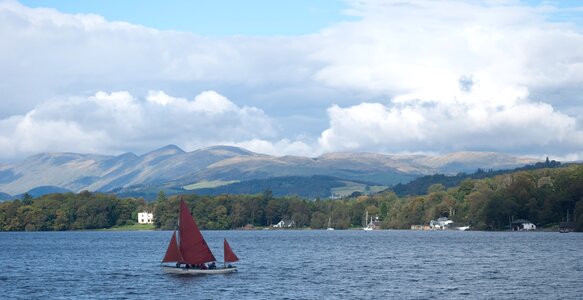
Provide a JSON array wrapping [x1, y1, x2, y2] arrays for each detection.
[[429, 217, 454, 230], [138, 212, 153, 224], [272, 220, 295, 228], [511, 219, 536, 231]]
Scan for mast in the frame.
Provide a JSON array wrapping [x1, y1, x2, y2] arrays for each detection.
[[365, 211, 368, 227]]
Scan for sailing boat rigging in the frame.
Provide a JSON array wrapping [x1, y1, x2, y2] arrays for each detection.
[[327, 216, 334, 230], [161, 198, 238, 275], [363, 211, 373, 231], [362, 210, 372, 231]]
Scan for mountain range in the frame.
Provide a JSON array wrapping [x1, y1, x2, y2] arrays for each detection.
[[0, 145, 538, 199]]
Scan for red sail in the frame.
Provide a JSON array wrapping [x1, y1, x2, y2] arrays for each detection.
[[162, 231, 184, 263], [223, 238, 239, 263], [179, 199, 216, 265]]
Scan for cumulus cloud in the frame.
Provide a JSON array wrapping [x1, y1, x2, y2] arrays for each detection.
[[232, 138, 314, 157], [147, 90, 238, 114], [318, 99, 583, 158], [0, 0, 314, 117], [313, 0, 583, 159], [313, 0, 583, 104], [1, 0, 583, 160], [0, 90, 276, 160]]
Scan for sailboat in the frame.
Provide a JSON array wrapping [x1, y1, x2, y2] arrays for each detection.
[[559, 210, 574, 233], [327, 216, 334, 231], [161, 199, 238, 275], [363, 211, 373, 231]]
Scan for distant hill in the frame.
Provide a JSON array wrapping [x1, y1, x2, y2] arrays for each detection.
[[114, 175, 384, 199], [0, 192, 11, 201], [0, 145, 538, 198], [24, 186, 73, 198], [0, 186, 73, 201], [186, 175, 372, 199], [392, 158, 563, 196]]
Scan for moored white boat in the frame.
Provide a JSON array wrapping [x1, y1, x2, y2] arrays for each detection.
[[363, 211, 374, 230], [327, 216, 334, 230]]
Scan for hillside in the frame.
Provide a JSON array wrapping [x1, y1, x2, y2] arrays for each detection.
[[392, 158, 563, 196], [183, 176, 376, 199], [0, 145, 538, 199], [3, 163, 581, 232]]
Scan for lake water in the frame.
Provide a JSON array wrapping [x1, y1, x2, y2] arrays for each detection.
[[1, 230, 582, 299]]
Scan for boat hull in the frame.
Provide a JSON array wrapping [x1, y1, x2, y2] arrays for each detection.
[[162, 266, 237, 275]]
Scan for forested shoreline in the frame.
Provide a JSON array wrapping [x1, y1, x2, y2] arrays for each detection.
[[1, 165, 582, 232]]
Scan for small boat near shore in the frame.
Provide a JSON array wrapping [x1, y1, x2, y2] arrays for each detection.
[[363, 211, 374, 231], [327, 216, 334, 230], [161, 199, 239, 275]]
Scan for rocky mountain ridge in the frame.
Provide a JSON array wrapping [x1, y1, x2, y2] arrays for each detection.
[[0, 145, 537, 197]]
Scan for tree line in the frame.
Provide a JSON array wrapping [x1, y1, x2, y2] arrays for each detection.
[[392, 157, 563, 197], [0, 191, 146, 231], [1, 164, 582, 231]]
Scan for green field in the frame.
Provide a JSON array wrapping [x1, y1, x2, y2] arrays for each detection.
[[331, 182, 387, 197], [183, 180, 240, 190], [102, 223, 155, 231]]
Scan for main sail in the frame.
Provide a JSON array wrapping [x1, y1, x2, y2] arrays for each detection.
[[178, 199, 216, 265]]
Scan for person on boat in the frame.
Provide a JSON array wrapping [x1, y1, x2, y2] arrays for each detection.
[[208, 262, 216, 269]]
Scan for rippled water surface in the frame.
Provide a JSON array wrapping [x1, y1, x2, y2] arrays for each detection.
[[1, 230, 582, 299]]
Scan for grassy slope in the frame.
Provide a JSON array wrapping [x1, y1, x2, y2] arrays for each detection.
[[183, 180, 240, 190], [331, 182, 387, 197], [102, 224, 155, 231]]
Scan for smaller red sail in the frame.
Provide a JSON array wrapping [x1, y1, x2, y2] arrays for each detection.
[[162, 231, 184, 263], [224, 238, 239, 263]]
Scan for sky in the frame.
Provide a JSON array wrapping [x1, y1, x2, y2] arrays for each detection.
[[1, 0, 583, 161]]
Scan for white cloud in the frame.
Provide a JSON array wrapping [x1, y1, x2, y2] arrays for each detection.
[[146, 90, 238, 113], [232, 138, 314, 157], [0, 90, 276, 160], [0, 112, 109, 157], [1, 0, 583, 160], [190, 91, 238, 114], [313, 0, 583, 102], [318, 98, 583, 158], [0, 1, 313, 117], [311, 0, 583, 159]]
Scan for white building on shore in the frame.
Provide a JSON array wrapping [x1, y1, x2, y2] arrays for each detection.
[[511, 219, 536, 231], [272, 220, 295, 228], [138, 212, 153, 224], [429, 217, 454, 230]]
